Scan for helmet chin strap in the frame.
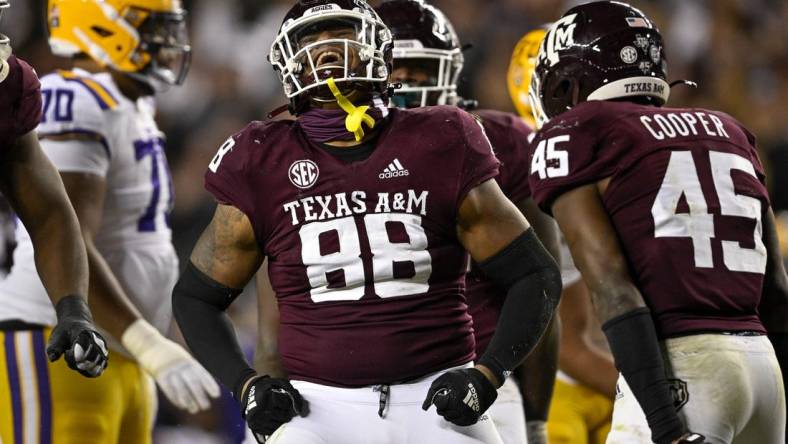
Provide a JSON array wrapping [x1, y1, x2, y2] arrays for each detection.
[[326, 77, 376, 142]]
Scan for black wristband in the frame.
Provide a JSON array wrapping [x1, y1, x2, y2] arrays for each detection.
[[235, 370, 261, 402], [54, 295, 92, 321], [477, 229, 562, 385], [603, 308, 684, 444]]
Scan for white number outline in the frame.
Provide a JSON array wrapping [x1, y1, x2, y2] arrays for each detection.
[[300, 214, 433, 302], [531, 135, 570, 179], [651, 150, 766, 273], [209, 137, 236, 173]]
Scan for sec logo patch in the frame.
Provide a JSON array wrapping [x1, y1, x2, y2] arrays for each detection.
[[289, 160, 319, 189]]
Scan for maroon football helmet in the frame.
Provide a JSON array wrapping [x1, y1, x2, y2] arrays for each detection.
[[269, 0, 393, 114], [376, 0, 463, 108], [529, 1, 670, 127]]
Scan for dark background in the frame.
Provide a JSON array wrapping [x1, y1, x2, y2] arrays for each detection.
[[6, 1, 788, 442]]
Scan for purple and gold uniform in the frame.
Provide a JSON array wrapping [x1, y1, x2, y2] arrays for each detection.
[[465, 109, 533, 358], [529, 101, 768, 338], [0, 55, 42, 147], [206, 105, 498, 388]]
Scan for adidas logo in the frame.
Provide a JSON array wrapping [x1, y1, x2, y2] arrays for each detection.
[[379, 159, 409, 179]]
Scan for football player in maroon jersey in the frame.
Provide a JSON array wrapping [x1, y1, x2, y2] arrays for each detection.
[[172, 0, 561, 443], [509, 25, 618, 444], [376, 1, 561, 443], [0, 0, 107, 378], [528, 2, 788, 444]]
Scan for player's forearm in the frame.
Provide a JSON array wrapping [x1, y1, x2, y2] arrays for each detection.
[[83, 239, 142, 340], [518, 316, 559, 420], [559, 336, 617, 398], [253, 267, 287, 378], [173, 262, 254, 398], [601, 306, 684, 444], [477, 229, 562, 386], [5, 136, 89, 301], [27, 207, 88, 304], [254, 348, 288, 379]]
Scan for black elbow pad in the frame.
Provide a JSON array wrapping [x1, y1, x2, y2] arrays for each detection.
[[478, 227, 562, 292], [172, 262, 243, 312]]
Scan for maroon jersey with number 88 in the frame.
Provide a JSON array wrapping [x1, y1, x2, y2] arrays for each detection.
[[205, 105, 499, 387], [529, 101, 769, 338]]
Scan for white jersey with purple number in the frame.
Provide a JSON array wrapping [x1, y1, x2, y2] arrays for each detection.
[[0, 68, 177, 331]]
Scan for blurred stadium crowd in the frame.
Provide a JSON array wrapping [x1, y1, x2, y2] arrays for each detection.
[[5, 0, 788, 442]]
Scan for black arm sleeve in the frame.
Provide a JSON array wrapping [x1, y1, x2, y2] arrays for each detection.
[[172, 262, 256, 399], [602, 308, 684, 444], [477, 228, 562, 386]]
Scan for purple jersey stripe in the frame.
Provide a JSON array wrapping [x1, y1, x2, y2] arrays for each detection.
[[32, 330, 52, 444], [4, 332, 23, 444]]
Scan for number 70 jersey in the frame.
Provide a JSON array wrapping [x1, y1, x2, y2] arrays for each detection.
[[529, 101, 770, 338], [36, 68, 174, 247]]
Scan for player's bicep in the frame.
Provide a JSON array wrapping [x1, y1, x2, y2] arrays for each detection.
[[551, 183, 645, 317], [190, 204, 263, 289], [515, 197, 561, 265], [457, 179, 530, 262], [0, 132, 72, 227]]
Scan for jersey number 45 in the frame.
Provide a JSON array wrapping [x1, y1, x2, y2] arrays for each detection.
[[652, 150, 766, 273]]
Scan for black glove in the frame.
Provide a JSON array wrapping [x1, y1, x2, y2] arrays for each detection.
[[421, 368, 498, 426], [46, 295, 108, 378], [241, 375, 309, 441]]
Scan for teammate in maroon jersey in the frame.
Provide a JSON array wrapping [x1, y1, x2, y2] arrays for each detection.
[[375, 1, 560, 443], [528, 2, 788, 444], [172, 1, 561, 443], [0, 0, 107, 377]]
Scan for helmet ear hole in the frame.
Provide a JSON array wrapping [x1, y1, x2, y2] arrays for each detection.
[[90, 26, 113, 38], [552, 79, 572, 100]]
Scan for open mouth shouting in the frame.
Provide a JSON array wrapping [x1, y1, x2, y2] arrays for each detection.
[[314, 48, 345, 70]]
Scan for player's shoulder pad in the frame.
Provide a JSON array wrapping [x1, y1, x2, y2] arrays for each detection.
[[702, 108, 756, 147], [536, 101, 623, 141], [37, 70, 121, 140], [396, 104, 472, 128], [207, 119, 294, 175], [474, 109, 533, 142], [10, 56, 41, 96]]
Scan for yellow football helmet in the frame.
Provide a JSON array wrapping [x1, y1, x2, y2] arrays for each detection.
[[507, 26, 549, 129], [48, 0, 191, 86]]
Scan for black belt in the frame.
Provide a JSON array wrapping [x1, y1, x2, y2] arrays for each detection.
[[665, 329, 765, 339], [721, 330, 764, 337], [0, 320, 47, 331]]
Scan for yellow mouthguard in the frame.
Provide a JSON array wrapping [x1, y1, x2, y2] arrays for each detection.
[[326, 77, 376, 142]]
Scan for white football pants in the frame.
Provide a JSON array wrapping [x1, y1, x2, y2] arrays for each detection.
[[606, 334, 785, 444], [257, 363, 504, 444], [488, 376, 528, 444]]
